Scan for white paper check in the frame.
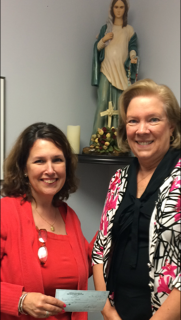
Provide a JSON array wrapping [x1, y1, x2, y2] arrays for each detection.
[[55, 289, 109, 312]]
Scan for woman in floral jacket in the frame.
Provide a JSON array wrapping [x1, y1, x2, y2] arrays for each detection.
[[92, 79, 181, 320]]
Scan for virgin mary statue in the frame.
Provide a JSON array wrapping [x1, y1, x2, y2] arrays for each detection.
[[91, 0, 139, 136]]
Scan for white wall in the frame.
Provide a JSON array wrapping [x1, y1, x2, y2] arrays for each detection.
[[1, 1, 180, 319], [129, 0, 180, 101], [1, 0, 110, 152]]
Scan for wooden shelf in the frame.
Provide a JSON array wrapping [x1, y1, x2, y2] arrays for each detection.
[[77, 153, 133, 165]]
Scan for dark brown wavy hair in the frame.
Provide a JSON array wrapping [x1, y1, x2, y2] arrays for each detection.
[[1, 122, 78, 206], [110, 0, 128, 27]]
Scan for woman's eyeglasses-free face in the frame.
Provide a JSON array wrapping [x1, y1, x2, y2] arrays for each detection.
[[38, 229, 48, 264]]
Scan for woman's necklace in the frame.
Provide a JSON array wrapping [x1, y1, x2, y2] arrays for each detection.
[[137, 171, 154, 184], [35, 208, 57, 232]]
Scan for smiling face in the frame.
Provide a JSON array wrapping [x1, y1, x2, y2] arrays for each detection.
[[25, 139, 66, 202], [126, 95, 174, 167], [113, 0, 125, 19]]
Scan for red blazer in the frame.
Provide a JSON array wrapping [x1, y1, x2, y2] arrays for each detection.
[[1, 197, 96, 320]]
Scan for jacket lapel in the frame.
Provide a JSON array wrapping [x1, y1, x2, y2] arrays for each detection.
[[62, 203, 88, 290], [149, 175, 174, 266], [14, 198, 44, 293]]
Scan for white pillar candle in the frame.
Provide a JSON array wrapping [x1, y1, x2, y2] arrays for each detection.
[[67, 125, 80, 154]]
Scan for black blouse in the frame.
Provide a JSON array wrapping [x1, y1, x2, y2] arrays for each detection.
[[114, 210, 152, 320]]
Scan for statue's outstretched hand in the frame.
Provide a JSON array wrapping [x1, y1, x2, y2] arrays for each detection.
[[102, 32, 114, 43], [131, 57, 138, 64]]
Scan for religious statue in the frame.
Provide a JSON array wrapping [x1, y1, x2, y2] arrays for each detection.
[[91, 0, 139, 136]]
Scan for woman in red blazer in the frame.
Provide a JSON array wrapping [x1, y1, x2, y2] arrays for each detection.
[[1, 122, 96, 320]]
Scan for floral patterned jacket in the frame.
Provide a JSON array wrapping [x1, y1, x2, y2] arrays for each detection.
[[92, 159, 181, 313]]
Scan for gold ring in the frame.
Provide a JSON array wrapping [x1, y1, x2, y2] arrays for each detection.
[[46, 311, 50, 317]]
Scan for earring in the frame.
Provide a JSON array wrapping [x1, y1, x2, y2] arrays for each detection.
[[24, 173, 28, 177], [170, 135, 174, 143]]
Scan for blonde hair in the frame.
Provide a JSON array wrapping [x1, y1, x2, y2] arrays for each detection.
[[117, 79, 181, 152]]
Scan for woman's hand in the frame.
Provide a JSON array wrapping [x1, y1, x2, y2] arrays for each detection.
[[22, 292, 66, 318], [102, 32, 114, 43], [102, 309, 122, 320], [101, 298, 122, 320]]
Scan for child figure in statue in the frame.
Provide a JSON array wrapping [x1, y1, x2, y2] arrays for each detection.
[[91, 0, 138, 136]]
